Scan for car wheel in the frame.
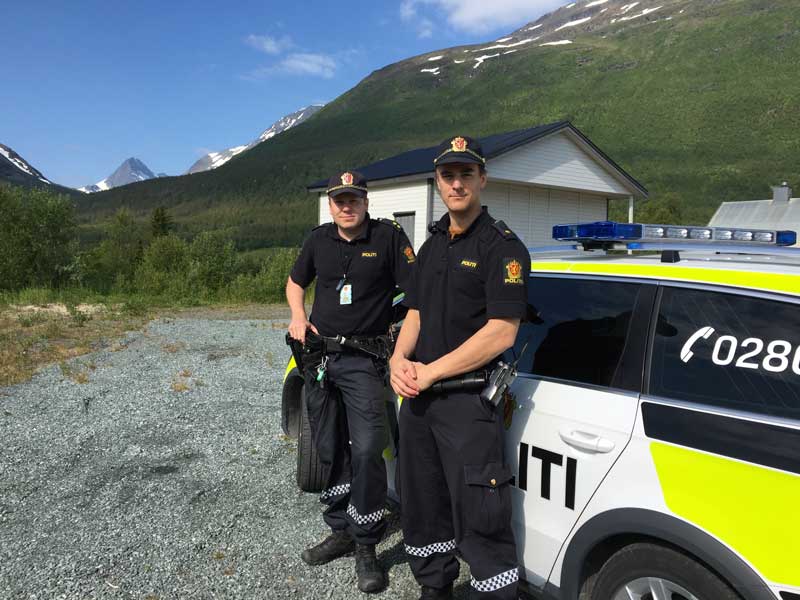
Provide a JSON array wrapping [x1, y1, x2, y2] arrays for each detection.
[[590, 542, 740, 600], [296, 385, 325, 493]]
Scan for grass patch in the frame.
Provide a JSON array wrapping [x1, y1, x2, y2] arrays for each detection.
[[171, 380, 190, 393], [162, 342, 185, 354], [0, 305, 147, 387], [17, 312, 48, 328]]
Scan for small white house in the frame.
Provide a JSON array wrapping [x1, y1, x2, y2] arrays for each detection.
[[308, 122, 648, 251], [709, 183, 800, 246]]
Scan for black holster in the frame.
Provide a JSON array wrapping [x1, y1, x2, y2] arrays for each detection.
[[285, 332, 325, 376]]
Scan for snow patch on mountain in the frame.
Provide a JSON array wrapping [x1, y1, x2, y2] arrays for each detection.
[[476, 37, 537, 52], [0, 144, 50, 184], [619, 5, 662, 20], [556, 16, 592, 30], [619, 2, 640, 13], [186, 104, 324, 175], [473, 53, 501, 68]]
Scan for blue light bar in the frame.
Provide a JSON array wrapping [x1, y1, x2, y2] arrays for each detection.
[[552, 221, 642, 241], [552, 221, 798, 247]]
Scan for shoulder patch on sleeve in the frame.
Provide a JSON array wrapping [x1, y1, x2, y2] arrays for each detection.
[[503, 257, 524, 285], [492, 220, 519, 240], [378, 218, 403, 231]]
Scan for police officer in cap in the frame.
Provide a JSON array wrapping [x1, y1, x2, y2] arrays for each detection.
[[389, 137, 529, 599], [286, 170, 415, 593]]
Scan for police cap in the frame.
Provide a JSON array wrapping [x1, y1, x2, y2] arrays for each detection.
[[432, 135, 486, 167], [326, 170, 368, 198]]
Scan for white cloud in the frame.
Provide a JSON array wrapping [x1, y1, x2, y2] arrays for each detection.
[[244, 34, 293, 55], [400, 1, 435, 38], [243, 53, 337, 80], [280, 53, 337, 78], [400, 0, 563, 35]]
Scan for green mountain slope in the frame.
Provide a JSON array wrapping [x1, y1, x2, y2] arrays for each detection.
[[79, 0, 800, 247]]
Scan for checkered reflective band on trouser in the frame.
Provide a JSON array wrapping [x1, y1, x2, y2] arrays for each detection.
[[404, 539, 457, 558], [471, 568, 519, 594], [320, 483, 350, 501], [400, 390, 519, 599], [346, 503, 386, 526]]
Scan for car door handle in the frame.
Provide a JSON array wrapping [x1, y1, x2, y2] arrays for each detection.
[[559, 429, 615, 453]]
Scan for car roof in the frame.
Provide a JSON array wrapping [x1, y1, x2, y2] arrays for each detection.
[[529, 251, 800, 297]]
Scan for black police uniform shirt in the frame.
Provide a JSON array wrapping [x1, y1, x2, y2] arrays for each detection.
[[290, 215, 416, 337], [405, 207, 530, 365]]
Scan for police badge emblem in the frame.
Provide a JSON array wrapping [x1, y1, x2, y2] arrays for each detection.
[[451, 137, 467, 152], [341, 172, 354, 186]]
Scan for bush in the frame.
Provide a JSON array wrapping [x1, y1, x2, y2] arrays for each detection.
[[189, 231, 237, 295], [0, 186, 76, 291], [81, 208, 146, 293], [134, 235, 192, 299], [224, 247, 299, 303]]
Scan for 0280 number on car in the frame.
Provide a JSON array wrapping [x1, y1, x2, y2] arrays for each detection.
[[681, 326, 800, 374]]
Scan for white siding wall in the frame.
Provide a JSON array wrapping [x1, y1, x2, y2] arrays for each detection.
[[488, 132, 630, 196], [432, 182, 607, 247], [318, 180, 429, 252]]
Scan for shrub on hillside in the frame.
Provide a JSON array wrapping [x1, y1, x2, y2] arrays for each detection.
[[226, 247, 300, 303], [81, 208, 145, 293], [134, 234, 192, 298], [189, 231, 237, 295]]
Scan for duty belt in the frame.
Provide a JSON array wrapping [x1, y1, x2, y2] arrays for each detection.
[[285, 331, 393, 366]]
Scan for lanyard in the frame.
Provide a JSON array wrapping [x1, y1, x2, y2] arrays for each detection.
[[336, 241, 354, 292]]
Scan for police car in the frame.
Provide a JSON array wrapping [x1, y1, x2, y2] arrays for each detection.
[[282, 221, 800, 600]]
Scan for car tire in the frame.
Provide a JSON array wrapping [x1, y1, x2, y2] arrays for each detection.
[[589, 542, 741, 600], [296, 386, 325, 493]]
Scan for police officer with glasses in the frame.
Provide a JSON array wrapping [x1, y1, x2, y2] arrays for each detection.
[[286, 170, 415, 593], [389, 137, 529, 600]]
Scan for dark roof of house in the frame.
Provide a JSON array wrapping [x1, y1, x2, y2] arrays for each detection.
[[308, 121, 648, 197]]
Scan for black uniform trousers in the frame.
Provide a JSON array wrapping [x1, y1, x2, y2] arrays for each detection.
[[304, 352, 388, 545], [400, 390, 518, 599]]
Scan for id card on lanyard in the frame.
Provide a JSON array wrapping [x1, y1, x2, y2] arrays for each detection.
[[339, 284, 352, 305], [337, 243, 355, 306]]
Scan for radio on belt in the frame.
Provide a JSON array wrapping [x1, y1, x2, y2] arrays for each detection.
[[481, 360, 518, 407]]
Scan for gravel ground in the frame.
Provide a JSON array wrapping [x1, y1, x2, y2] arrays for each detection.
[[0, 315, 480, 600]]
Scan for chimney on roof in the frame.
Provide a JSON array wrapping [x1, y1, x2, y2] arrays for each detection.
[[772, 182, 792, 203]]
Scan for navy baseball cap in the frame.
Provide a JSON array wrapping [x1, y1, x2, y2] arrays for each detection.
[[326, 170, 368, 198], [433, 135, 486, 167]]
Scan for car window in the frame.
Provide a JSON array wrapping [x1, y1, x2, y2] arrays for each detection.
[[649, 286, 800, 420], [509, 276, 650, 391]]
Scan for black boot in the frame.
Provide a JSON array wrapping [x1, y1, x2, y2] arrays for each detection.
[[419, 583, 454, 600], [301, 530, 355, 566], [355, 543, 387, 593]]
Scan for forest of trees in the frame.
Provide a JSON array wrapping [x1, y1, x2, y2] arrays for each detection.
[[0, 185, 299, 306]]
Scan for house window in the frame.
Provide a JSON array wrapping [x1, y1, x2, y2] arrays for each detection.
[[393, 212, 415, 247]]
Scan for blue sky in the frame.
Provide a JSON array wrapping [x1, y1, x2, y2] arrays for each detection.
[[3, 0, 562, 188]]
